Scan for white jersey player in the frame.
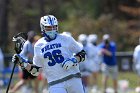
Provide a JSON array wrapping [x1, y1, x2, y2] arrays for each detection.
[[0, 48, 4, 73], [78, 34, 91, 93], [133, 37, 140, 90], [78, 34, 91, 76], [87, 34, 101, 90], [78, 34, 100, 76], [133, 37, 140, 75], [12, 15, 86, 93], [87, 34, 101, 73], [78, 34, 100, 92]]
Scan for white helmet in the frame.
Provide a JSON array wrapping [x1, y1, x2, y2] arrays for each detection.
[[103, 34, 110, 40], [88, 34, 98, 43], [40, 15, 58, 41], [78, 34, 87, 46]]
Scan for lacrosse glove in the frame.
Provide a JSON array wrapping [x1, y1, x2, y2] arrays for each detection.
[[62, 57, 78, 70], [12, 54, 28, 69]]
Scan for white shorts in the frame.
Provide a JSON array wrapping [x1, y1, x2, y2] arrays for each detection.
[[90, 62, 100, 73], [79, 62, 93, 76], [48, 78, 85, 93], [101, 63, 118, 79]]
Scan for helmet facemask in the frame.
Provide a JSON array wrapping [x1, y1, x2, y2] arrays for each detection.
[[42, 25, 58, 41], [40, 15, 58, 41]]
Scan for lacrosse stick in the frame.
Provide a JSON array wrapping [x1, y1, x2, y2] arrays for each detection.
[[6, 32, 27, 93]]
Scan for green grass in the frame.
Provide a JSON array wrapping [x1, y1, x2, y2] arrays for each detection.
[[87, 71, 139, 89], [118, 72, 139, 88], [1, 71, 139, 93]]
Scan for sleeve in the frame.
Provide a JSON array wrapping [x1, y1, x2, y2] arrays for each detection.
[[20, 42, 28, 59], [33, 45, 44, 67], [68, 36, 83, 54]]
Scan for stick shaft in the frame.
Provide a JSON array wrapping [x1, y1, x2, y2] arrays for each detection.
[[6, 62, 17, 93]]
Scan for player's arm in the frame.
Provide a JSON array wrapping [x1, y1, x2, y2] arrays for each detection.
[[62, 36, 86, 70], [101, 49, 112, 56], [68, 36, 86, 62], [12, 54, 42, 76], [62, 49, 86, 70], [24, 63, 42, 76]]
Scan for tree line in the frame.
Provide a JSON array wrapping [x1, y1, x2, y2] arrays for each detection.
[[0, 0, 140, 53]]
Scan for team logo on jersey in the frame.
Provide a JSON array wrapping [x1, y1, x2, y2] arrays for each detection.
[[41, 43, 62, 53]]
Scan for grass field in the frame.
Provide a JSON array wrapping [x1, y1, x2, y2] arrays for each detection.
[[1, 71, 139, 93]]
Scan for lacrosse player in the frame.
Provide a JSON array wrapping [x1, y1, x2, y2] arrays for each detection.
[[78, 34, 100, 93], [0, 48, 4, 74], [10, 31, 39, 93], [78, 34, 89, 93], [133, 37, 140, 90], [12, 15, 86, 93], [87, 34, 101, 91]]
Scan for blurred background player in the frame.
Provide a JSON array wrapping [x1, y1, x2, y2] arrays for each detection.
[[87, 34, 101, 91], [133, 37, 140, 91], [78, 34, 96, 93], [0, 48, 4, 73], [9, 31, 39, 93], [0, 47, 4, 92], [99, 34, 118, 93]]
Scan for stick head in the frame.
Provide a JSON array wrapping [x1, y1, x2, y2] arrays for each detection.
[[12, 32, 28, 54]]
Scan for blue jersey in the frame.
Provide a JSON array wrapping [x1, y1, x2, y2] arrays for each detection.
[[98, 41, 117, 66]]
